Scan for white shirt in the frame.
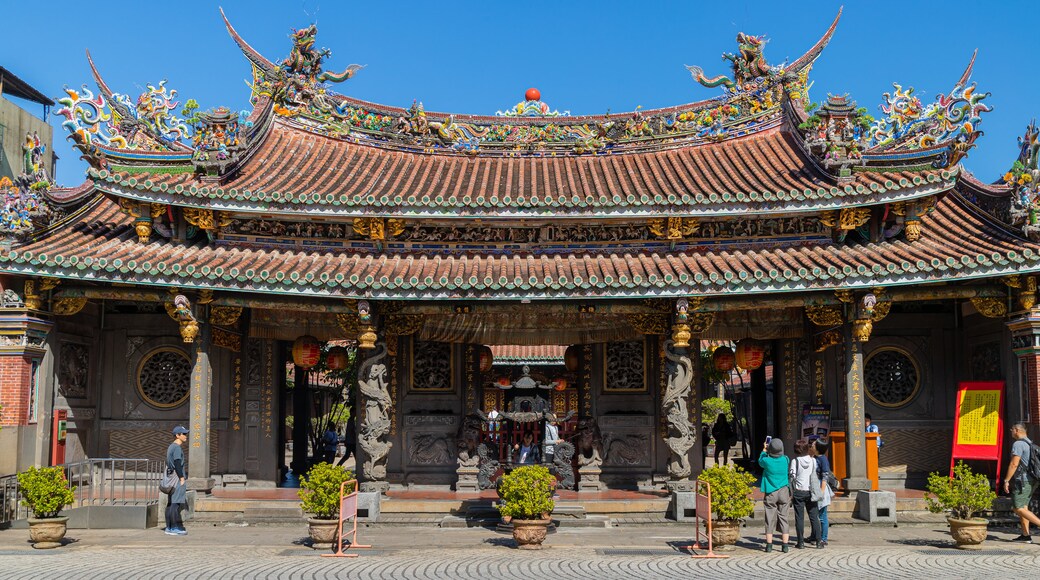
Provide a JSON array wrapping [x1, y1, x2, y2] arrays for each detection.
[[544, 423, 559, 453], [789, 456, 815, 491]]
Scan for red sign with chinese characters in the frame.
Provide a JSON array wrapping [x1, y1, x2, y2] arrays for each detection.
[[950, 381, 1004, 482]]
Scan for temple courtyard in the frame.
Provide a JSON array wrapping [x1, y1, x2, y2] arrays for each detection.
[[0, 523, 1037, 579]]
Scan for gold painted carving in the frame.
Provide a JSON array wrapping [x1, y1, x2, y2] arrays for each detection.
[[23, 280, 41, 310], [39, 278, 60, 292], [183, 209, 232, 232], [815, 329, 841, 353], [838, 207, 871, 230], [971, 297, 1007, 318], [212, 327, 242, 352], [210, 306, 243, 327], [834, 289, 854, 303], [648, 217, 699, 240], [1021, 277, 1038, 311], [870, 301, 892, 322], [626, 313, 669, 334], [671, 324, 691, 348], [852, 318, 873, 342], [385, 314, 425, 336], [336, 313, 359, 336], [118, 198, 142, 218], [52, 297, 88, 316], [150, 203, 166, 218], [819, 210, 837, 228], [353, 217, 405, 241], [889, 202, 906, 217], [904, 219, 921, 242], [358, 325, 377, 349], [805, 305, 843, 326], [688, 312, 715, 333], [134, 219, 152, 243], [197, 290, 214, 304], [1003, 275, 1023, 289]]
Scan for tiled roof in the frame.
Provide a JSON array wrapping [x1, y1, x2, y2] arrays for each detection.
[[3, 192, 1038, 299], [92, 122, 956, 218]]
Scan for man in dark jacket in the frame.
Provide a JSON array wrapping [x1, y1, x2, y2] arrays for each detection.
[[165, 426, 189, 536], [337, 415, 356, 467]]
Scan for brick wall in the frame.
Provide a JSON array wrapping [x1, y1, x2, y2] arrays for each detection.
[[0, 355, 33, 427]]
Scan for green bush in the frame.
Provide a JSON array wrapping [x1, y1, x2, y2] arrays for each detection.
[[925, 461, 996, 521], [17, 466, 75, 519], [498, 465, 556, 520], [298, 463, 355, 519], [698, 464, 756, 522]]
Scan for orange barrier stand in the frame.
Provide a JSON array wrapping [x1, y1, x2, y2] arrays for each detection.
[[322, 479, 372, 558], [687, 479, 729, 559], [830, 431, 880, 491]]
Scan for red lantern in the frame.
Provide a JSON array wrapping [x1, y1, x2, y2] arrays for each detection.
[[479, 345, 494, 373], [497, 376, 511, 387], [735, 339, 765, 370], [326, 346, 350, 371], [564, 345, 581, 372], [553, 377, 568, 391], [525, 87, 541, 102], [712, 346, 735, 372], [292, 335, 321, 369]]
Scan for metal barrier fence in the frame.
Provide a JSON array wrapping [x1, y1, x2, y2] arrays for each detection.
[[0, 458, 162, 526]]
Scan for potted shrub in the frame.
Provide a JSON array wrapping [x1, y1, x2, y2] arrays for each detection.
[[17, 466, 76, 549], [697, 464, 756, 547], [298, 462, 354, 549], [498, 465, 556, 549], [925, 461, 996, 549]]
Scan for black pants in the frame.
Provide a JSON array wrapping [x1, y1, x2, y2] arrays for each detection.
[[336, 445, 355, 467], [791, 489, 821, 544], [165, 500, 184, 530]]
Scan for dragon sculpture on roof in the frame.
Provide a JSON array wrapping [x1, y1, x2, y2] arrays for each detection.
[[686, 32, 779, 92]]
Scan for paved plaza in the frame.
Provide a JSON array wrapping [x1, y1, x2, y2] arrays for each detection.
[[1, 522, 1038, 579]]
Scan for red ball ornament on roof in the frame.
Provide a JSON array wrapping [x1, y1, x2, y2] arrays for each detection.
[[525, 88, 541, 102]]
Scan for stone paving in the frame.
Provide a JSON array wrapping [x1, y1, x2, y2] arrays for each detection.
[[1, 522, 1039, 579]]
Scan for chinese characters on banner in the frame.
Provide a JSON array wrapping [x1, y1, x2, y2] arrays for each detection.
[[951, 381, 1004, 482]]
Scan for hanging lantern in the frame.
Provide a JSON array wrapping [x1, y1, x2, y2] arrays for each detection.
[[292, 335, 321, 369], [735, 339, 765, 370], [479, 345, 494, 373], [564, 345, 581, 372], [326, 346, 350, 371], [553, 377, 568, 391], [497, 376, 512, 388], [712, 346, 735, 372]]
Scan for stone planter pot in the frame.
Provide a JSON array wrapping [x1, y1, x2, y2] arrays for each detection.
[[709, 519, 741, 548], [512, 518, 551, 550], [948, 517, 988, 548], [307, 517, 340, 549], [28, 516, 69, 549]]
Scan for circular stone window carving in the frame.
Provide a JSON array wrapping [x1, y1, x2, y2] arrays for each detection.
[[136, 347, 191, 408], [864, 347, 921, 408]]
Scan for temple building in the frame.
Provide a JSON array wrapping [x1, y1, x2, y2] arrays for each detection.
[[3, 8, 1040, 497]]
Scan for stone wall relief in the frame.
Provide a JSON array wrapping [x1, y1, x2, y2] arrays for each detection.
[[604, 340, 647, 392], [58, 341, 90, 400], [410, 339, 453, 391]]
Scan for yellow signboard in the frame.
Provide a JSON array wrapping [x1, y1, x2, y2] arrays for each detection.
[[955, 389, 1001, 447]]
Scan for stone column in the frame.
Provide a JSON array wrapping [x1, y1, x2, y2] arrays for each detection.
[[357, 340, 391, 493], [1008, 307, 1040, 426], [663, 338, 696, 492], [842, 321, 872, 491], [187, 320, 215, 492]]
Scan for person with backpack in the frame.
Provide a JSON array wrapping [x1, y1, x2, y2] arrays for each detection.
[[809, 439, 836, 547], [1004, 423, 1040, 542]]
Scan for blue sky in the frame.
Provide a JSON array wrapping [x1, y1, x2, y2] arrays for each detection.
[[3, 0, 1038, 187]]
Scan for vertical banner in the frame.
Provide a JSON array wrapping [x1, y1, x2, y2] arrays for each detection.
[[801, 404, 832, 442], [950, 381, 1004, 482]]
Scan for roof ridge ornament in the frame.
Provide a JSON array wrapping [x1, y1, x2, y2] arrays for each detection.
[[1006, 119, 1040, 240], [686, 32, 782, 93]]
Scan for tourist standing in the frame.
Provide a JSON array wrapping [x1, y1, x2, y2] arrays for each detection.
[[712, 414, 735, 466], [1004, 423, 1040, 542], [758, 438, 791, 553], [790, 438, 823, 549], [165, 426, 189, 536], [865, 413, 882, 451], [321, 427, 339, 464], [811, 439, 834, 546], [336, 414, 356, 467], [543, 414, 563, 464], [513, 431, 540, 465]]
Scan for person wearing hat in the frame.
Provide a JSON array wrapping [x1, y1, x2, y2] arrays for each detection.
[[165, 426, 189, 536], [758, 437, 792, 553]]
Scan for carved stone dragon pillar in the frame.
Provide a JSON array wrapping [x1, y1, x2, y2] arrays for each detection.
[[357, 342, 392, 493], [663, 339, 696, 491]]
